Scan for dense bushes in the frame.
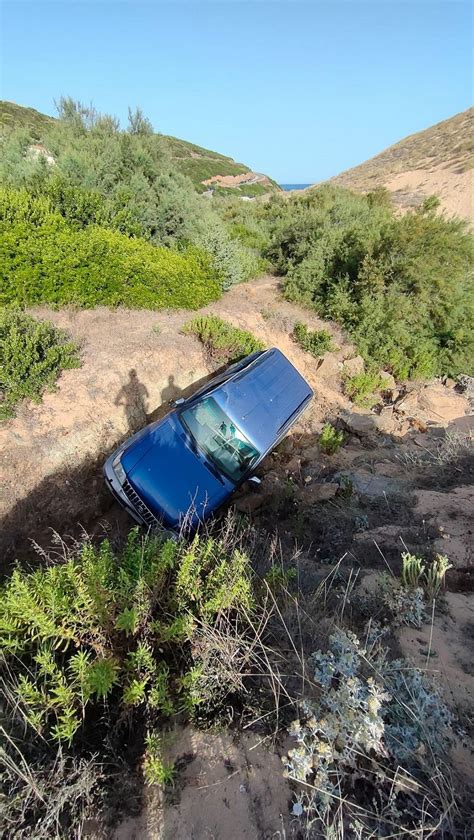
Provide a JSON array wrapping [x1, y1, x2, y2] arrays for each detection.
[[0, 98, 265, 297], [0, 309, 80, 419], [0, 187, 221, 309], [264, 187, 473, 379], [184, 314, 265, 362]]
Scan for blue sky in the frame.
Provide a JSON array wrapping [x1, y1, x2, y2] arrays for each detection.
[[1, 1, 472, 182]]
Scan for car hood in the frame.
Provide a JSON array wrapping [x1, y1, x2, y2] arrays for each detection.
[[120, 413, 231, 530]]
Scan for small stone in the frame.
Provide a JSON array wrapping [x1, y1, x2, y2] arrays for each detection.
[[379, 371, 396, 391], [373, 406, 397, 434], [341, 411, 377, 436], [342, 355, 365, 377], [297, 482, 339, 503], [285, 455, 301, 472], [316, 353, 342, 379]]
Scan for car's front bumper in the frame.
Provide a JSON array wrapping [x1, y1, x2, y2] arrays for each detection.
[[103, 451, 177, 539]]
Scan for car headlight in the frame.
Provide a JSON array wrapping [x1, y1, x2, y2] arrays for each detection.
[[112, 453, 127, 485]]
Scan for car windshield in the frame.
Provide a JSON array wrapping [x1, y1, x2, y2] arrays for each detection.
[[180, 397, 260, 483]]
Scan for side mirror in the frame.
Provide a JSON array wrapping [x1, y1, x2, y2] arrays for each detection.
[[174, 397, 185, 406], [247, 475, 261, 487]]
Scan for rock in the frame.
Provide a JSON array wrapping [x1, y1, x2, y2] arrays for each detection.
[[395, 390, 419, 415], [334, 470, 400, 498], [233, 494, 265, 514], [297, 482, 339, 503], [443, 378, 456, 389], [396, 384, 469, 424], [285, 456, 301, 474], [342, 355, 365, 377], [316, 353, 342, 380], [418, 384, 469, 422], [372, 406, 397, 434], [341, 411, 378, 436], [300, 444, 321, 465], [409, 417, 428, 433], [379, 372, 398, 403]]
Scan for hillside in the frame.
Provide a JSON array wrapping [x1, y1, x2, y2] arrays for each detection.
[[1, 274, 473, 836], [328, 107, 474, 222], [0, 100, 277, 195]]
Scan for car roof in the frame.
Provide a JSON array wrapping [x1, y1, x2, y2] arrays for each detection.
[[213, 348, 313, 453]]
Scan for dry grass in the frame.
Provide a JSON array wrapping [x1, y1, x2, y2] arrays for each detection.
[[328, 107, 474, 193]]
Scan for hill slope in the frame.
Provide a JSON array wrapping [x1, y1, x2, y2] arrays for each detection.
[[0, 100, 276, 195], [328, 108, 474, 222]]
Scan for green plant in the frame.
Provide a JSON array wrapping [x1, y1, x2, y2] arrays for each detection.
[[401, 551, 425, 588], [266, 185, 473, 380], [183, 314, 264, 363], [265, 565, 297, 593], [0, 528, 257, 745], [401, 551, 452, 602], [0, 188, 221, 311], [344, 370, 384, 407], [292, 321, 334, 357], [0, 309, 80, 419], [1, 521, 282, 834], [143, 732, 176, 786], [319, 423, 344, 454]]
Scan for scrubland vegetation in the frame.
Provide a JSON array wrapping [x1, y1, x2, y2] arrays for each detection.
[[0, 98, 263, 307], [0, 309, 80, 419], [183, 314, 264, 362], [1, 98, 473, 837], [1, 518, 464, 837], [260, 186, 473, 380], [1, 98, 473, 420]]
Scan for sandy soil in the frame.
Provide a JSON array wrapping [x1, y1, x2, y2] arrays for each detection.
[[113, 728, 291, 840], [386, 166, 474, 223]]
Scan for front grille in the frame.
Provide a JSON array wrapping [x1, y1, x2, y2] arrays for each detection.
[[122, 479, 160, 529]]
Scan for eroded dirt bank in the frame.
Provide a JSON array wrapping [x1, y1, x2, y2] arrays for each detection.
[[0, 275, 354, 561]]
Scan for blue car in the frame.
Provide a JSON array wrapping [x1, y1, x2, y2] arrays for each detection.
[[104, 348, 313, 534]]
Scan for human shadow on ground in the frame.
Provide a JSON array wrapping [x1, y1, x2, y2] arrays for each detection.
[[114, 368, 149, 433], [0, 366, 229, 570]]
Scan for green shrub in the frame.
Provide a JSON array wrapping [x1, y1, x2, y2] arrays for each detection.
[[143, 732, 176, 787], [0, 187, 220, 310], [183, 314, 264, 363], [194, 218, 262, 290], [292, 321, 334, 357], [0, 309, 80, 419], [0, 528, 255, 746], [344, 370, 384, 407], [319, 423, 344, 454], [264, 185, 473, 379]]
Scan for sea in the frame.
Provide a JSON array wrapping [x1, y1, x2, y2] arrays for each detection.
[[280, 183, 311, 191]]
